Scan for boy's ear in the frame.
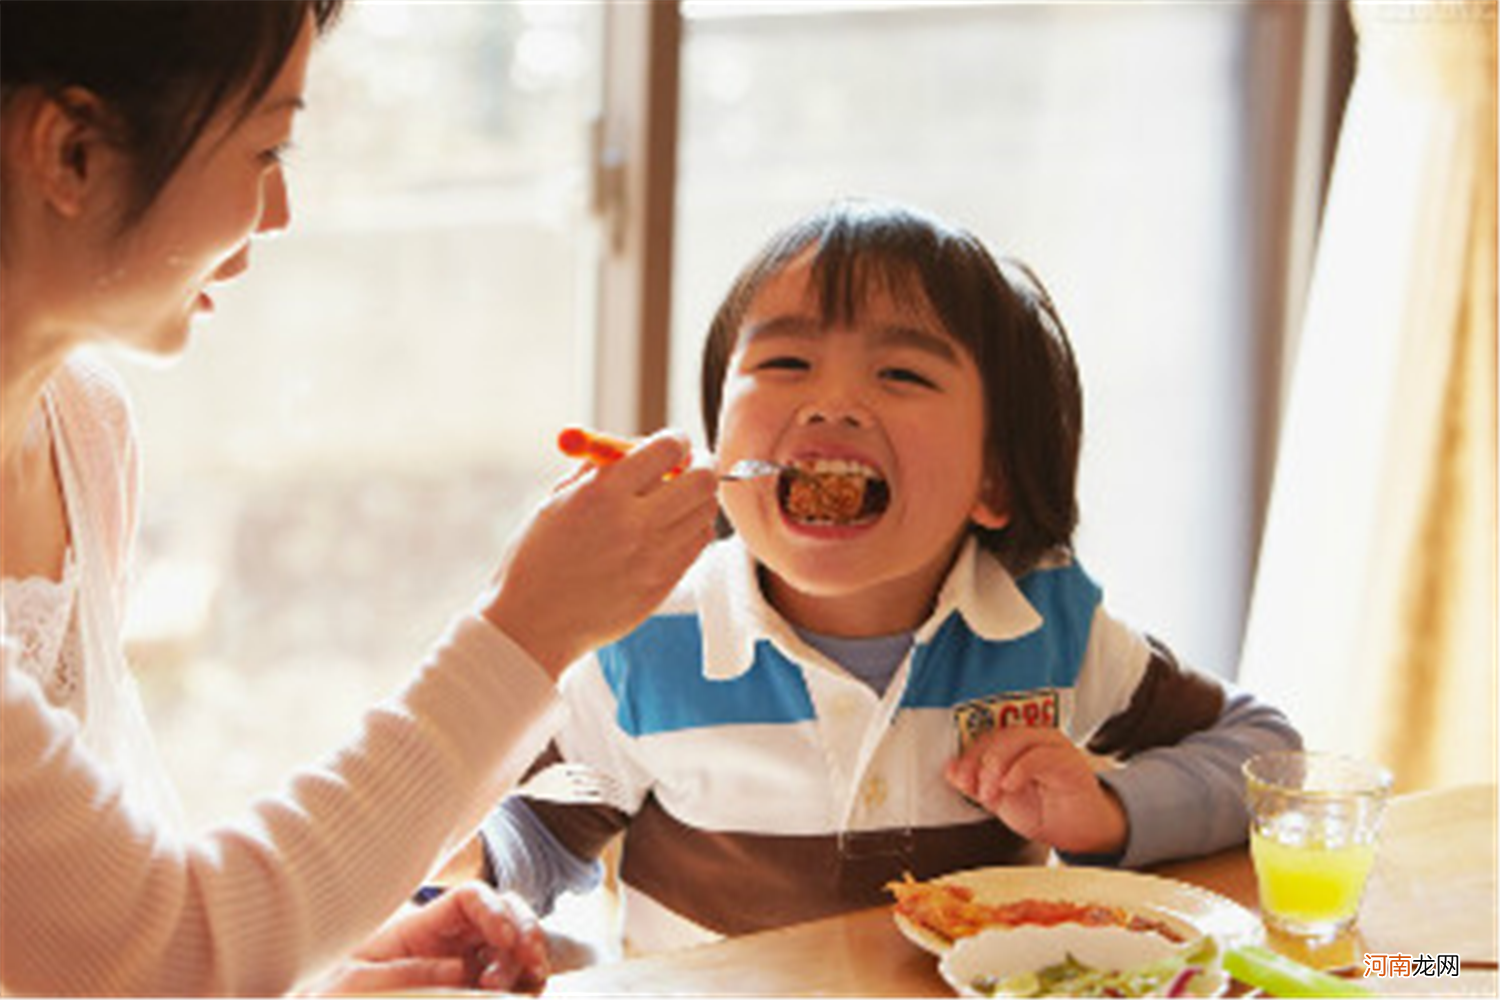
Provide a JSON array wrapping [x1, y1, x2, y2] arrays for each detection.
[[24, 88, 118, 221], [971, 474, 1011, 531]]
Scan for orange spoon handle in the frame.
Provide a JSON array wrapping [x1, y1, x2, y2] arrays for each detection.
[[557, 426, 690, 478], [557, 426, 636, 465]]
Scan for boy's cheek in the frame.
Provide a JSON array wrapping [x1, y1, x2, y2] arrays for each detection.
[[718, 374, 797, 443]]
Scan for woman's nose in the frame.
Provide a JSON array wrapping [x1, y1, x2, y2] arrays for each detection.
[[257, 165, 291, 235]]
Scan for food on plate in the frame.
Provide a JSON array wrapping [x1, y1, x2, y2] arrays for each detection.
[[781, 460, 889, 525], [886, 873, 1188, 946], [965, 935, 1221, 998]]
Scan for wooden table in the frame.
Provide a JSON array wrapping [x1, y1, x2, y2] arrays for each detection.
[[547, 783, 1497, 996]]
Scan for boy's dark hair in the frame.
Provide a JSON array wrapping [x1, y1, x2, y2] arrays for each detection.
[[700, 199, 1083, 574], [1, 0, 344, 231]]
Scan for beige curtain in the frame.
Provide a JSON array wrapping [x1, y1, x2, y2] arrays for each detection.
[[1239, 0, 1496, 793]]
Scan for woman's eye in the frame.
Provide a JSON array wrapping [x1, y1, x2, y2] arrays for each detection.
[[881, 367, 937, 389], [259, 141, 294, 167]]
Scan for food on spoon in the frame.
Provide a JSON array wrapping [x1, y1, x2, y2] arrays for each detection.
[[886, 873, 1187, 946], [785, 470, 864, 522], [780, 459, 889, 525]]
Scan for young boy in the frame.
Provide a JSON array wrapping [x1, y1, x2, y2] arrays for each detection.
[[475, 199, 1300, 955]]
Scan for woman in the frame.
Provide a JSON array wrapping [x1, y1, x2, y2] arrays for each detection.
[[0, 2, 719, 994]]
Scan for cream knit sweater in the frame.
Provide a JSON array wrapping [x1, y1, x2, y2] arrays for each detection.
[[0, 358, 560, 995]]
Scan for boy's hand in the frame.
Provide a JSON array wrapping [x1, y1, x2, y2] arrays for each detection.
[[482, 430, 719, 676], [944, 727, 1128, 857], [307, 882, 548, 995]]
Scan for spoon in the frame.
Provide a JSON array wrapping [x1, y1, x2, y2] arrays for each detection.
[[556, 429, 790, 483], [721, 459, 789, 482]]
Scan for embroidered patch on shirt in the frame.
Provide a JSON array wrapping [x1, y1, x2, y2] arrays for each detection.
[[954, 689, 1060, 753]]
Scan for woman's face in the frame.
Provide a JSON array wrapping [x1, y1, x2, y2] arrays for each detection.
[[87, 15, 315, 358]]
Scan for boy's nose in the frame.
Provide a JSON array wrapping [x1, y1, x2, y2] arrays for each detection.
[[795, 399, 871, 429]]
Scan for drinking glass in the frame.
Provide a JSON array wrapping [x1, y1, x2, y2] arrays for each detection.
[[1243, 751, 1393, 941]]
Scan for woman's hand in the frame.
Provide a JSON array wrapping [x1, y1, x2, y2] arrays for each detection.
[[945, 727, 1128, 857], [307, 882, 549, 995], [483, 430, 719, 676]]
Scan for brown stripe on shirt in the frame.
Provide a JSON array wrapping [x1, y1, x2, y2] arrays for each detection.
[[1086, 635, 1224, 760], [520, 744, 634, 861], [617, 797, 1047, 936]]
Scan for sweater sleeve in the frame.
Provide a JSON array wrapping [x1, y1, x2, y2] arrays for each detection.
[[480, 797, 604, 916], [0, 615, 562, 996], [1093, 684, 1303, 868], [1063, 606, 1302, 869], [481, 654, 643, 903]]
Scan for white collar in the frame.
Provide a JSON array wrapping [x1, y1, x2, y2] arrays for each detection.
[[693, 535, 1045, 682]]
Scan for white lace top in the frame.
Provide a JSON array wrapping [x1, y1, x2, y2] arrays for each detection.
[[0, 362, 183, 831], [1, 550, 83, 713]]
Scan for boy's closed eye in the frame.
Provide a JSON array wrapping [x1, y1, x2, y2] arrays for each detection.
[[879, 366, 939, 389], [755, 355, 812, 372]]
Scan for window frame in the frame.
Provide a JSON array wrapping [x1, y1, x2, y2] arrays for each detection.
[[589, 0, 683, 434]]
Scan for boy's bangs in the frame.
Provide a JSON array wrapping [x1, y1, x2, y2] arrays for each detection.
[[807, 244, 938, 332], [807, 235, 987, 365]]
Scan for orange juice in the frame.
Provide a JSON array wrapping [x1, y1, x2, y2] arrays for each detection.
[[1251, 829, 1376, 932]]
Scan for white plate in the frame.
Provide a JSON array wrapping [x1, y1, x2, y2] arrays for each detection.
[[892, 866, 1261, 955], [939, 924, 1228, 997]]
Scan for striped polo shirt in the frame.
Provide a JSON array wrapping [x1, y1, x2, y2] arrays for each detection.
[[524, 535, 1223, 954]]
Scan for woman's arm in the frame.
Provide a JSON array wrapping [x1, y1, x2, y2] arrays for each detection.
[[1, 616, 558, 997], [1, 408, 715, 995]]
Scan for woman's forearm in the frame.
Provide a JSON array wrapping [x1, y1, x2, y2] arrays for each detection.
[[0, 615, 560, 997]]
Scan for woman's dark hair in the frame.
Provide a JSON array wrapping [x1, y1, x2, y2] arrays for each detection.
[[700, 199, 1083, 574], [1, 0, 343, 230]]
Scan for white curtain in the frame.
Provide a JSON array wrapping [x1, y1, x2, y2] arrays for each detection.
[[1239, 0, 1496, 793]]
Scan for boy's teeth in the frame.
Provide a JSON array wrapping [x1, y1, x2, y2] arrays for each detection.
[[793, 458, 880, 478]]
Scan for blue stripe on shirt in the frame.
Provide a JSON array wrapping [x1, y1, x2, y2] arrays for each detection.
[[902, 562, 1102, 709], [599, 562, 1100, 734], [599, 616, 816, 736]]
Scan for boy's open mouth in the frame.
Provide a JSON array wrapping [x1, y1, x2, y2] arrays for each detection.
[[778, 459, 891, 527]]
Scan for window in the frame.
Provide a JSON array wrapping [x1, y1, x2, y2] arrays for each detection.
[[124, 1, 602, 829]]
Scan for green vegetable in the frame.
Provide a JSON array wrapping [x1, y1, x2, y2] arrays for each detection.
[[972, 938, 1222, 997], [1223, 945, 1374, 997]]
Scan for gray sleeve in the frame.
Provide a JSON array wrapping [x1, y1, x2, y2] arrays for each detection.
[[479, 798, 603, 917], [1085, 684, 1303, 869]]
